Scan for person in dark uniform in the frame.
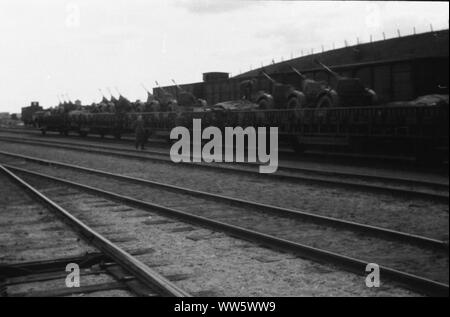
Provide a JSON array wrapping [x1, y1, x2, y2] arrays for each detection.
[[134, 115, 146, 150]]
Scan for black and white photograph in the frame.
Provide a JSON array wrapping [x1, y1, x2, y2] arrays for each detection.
[[0, 0, 448, 304]]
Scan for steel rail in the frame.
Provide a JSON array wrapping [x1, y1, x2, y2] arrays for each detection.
[[0, 149, 446, 251], [0, 164, 191, 297], [1, 126, 447, 168], [4, 164, 449, 297], [0, 137, 447, 202], [1, 134, 447, 190]]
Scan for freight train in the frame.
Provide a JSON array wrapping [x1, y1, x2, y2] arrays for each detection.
[[32, 30, 449, 161], [33, 92, 449, 162]]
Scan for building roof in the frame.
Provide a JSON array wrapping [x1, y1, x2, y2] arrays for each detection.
[[235, 29, 449, 78]]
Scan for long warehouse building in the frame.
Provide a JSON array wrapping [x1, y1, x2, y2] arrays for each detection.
[[154, 29, 449, 106]]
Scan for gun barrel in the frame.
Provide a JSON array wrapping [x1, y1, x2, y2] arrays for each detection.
[[171, 79, 184, 92], [289, 66, 306, 80], [315, 60, 342, 79], [261, 71, 276, 84], [140, 83, 150, 93], [155, 81, 167, 94], [98, 88, 107, 98]]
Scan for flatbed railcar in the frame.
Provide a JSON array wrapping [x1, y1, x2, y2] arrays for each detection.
[[35, 102, 448, 161]]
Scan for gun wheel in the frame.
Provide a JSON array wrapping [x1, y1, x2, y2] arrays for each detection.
[[287, 96, 304, 109], [316, 94, 333, 108], [287, 95, 306, 118], [257, 98, 270, 109]]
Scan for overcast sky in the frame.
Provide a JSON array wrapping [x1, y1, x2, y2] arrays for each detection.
[[0, 0, 448, 113]]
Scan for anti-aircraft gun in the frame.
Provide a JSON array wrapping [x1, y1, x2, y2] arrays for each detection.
[[98, 89, 109, 104], [171, 79, 207, 111], [107, 87, 120, 109], [101, 87, 129, 139], [93, 89, 111, 113], [206, 73, 274, 111], [287, 65, 333, 108], [260, 71, 305, 109], [55, 93, 76, 113], [154, 81, 178, 112], [314, 60, 378, 108], [140, 84, 161, 112]]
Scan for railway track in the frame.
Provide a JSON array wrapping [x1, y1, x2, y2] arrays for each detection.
[[1, 157, 448, 296], [0, 164, 190, 297], [2, 126, 445, 169], [2, 162, 419, 297], [0, 135, 447, 202], [0, 149, 446, 251]]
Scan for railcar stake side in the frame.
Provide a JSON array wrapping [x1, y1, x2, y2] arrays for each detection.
[[33, 101, 449, 162]]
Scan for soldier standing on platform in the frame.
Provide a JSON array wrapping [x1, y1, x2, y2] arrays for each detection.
[[134, 115, 146, 150]]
